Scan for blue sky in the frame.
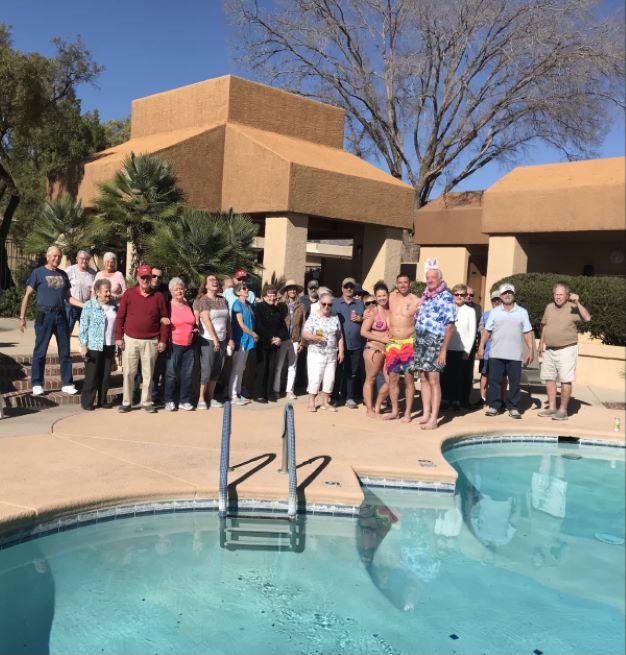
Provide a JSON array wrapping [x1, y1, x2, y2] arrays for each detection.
[[3, 0, 624, 193]]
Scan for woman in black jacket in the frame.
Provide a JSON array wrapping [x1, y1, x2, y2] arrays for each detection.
[[253, 285, 288, 402]]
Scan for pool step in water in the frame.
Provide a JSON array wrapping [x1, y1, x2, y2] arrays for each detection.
[[220, 513, 299, 551]]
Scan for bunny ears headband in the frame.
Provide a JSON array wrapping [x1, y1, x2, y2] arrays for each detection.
[[424, 257, 439, 272]]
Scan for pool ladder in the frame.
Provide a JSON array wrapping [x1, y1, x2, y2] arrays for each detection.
[[218, 401, 300, 550]]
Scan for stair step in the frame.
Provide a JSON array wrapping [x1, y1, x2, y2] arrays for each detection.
[[225, 526, 292, 536], [225, 513, 293, 522], [2, 372, 123, 394], [2, 386, 123, 409]]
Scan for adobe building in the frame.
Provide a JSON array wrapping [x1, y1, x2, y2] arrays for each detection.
[[51, 75, 415, 292], [414, 157, 626, 305]]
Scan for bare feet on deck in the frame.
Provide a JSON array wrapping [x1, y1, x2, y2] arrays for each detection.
[[382, 413, 399, 421], [420, 419, 439, 430], [416, 414, 431, 425], [400, 414, 412, 423], [366, 410, 379, 419]]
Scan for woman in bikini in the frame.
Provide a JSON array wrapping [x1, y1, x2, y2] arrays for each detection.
[[360, 281, 391, 418]]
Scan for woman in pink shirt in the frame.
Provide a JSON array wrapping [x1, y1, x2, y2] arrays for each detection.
[[164, 277, 197, 411], [94, 252, 127, 302]]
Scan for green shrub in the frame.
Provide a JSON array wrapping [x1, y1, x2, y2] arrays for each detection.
[[491, 273, 626, 346], [410, 281, 426, 296], [0, 263, 39, 320]]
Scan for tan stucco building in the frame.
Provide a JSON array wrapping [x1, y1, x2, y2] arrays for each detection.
[[414, 157, 626, 305], [52, 75, 415, 292]]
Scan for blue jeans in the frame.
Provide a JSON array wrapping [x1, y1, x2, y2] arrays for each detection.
[[65, 303, 82, 336], [332, 347, 363, 403], [32, 309, 73, 386], [487, 358, 521, 410], [164, 344, 195, 405]]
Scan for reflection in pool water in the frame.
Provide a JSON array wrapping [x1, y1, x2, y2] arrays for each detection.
[[0, 442, 623, 654]]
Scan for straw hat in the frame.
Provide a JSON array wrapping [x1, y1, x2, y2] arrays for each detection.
[[279, 279, 304, 294]]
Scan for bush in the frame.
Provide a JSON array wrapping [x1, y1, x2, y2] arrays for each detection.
[[0, 263, 39, 319], [410, 281, 426, 296], [491, 273, 626, 346]]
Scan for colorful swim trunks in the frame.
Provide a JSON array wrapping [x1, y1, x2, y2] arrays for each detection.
[[385, 337, 414, 374], [413, 329, 445, 373]]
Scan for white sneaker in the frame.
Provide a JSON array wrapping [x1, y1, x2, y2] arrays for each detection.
[[234, 397, 250, 406], [179, 403, 194, 411], [62, 385, 78, 395], [32, 385, 44, 396], [286, 392, 297, 401], [165, 402, 176, 411], [196, 401, 208, 410], [210, 399, 224, 408]]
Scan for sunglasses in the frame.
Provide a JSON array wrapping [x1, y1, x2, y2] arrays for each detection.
[[453, 293, 467, 297], [320, 302, 332, 307], [365, 300, 376, 306], [152, 274, 162, 279], [140, 275, 151, 280], [502, 290, 514, 295], [467, 293, 474, 297], [343, 285, 355, 289]]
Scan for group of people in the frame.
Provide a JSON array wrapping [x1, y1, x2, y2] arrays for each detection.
[[19, 247, 591, 426]]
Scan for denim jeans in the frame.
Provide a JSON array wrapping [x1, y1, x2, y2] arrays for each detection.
[[32, 309, 73, 386], [487, 358, 522, 410], [65, 303, 82, 336], [332, 347, 363, 403], [165, 344, 196, 405]]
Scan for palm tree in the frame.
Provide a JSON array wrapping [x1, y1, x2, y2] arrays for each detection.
[[144, 207, 259, 290], [25, 195, 112, 262], [95, 152, 185, 274]]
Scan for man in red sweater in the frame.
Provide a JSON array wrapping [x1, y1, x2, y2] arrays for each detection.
[[115, 264, 169, 413]]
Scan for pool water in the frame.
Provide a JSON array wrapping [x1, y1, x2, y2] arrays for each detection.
[[0, 442, 623, 654]]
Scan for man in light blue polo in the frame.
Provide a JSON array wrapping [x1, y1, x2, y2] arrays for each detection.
[[477, 283, 533, 418]]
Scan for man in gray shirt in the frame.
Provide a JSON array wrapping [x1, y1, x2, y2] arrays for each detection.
[[477, 283, 533, 418]]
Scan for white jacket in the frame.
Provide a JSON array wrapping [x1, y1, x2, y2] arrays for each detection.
[[448, 304, 477, 354]]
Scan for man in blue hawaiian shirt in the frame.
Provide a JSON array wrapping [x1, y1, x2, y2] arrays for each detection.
[[413, 262, 456, 430]]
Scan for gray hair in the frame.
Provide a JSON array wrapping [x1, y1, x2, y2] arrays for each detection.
[[426, 268, 444, 281], [46, 245, 62, 256], [168, 277, 185, 292], [319, 291, 333, 304], [77, 250, 91, 259], [553, 282, 570, 294], [103, 252, 117, 262], [318, 286, 333, 297], [93, 278, 111, 294]]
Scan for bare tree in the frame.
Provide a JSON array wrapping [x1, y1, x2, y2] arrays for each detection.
[[227, 0, 625, 207]]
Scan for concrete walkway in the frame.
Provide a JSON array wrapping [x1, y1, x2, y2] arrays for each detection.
[[1, 317, 624, 536]]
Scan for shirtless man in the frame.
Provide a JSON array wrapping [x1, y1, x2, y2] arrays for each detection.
[[383, 273, 421, 422]]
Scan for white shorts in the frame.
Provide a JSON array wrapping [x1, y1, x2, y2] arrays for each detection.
[[540, 345, 578, 383]]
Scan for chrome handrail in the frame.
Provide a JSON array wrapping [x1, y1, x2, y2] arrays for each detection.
[[217, 400, 232, 518], [284, 403, 298, 519]]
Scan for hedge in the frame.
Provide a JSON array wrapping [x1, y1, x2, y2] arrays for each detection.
[[491, 273, 625, 346], [0, 263, 39, 320]]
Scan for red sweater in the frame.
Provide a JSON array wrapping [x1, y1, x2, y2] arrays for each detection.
[[114, 286, 169, 342]]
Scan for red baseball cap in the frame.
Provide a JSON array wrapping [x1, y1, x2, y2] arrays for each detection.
[[137, 264, 152, 277], [234, 269, 249, 280]]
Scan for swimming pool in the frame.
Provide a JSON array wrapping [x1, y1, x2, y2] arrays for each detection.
[[0, 440, 623, 654]]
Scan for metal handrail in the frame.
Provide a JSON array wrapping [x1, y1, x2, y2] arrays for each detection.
[[284, 403, 298, 519], [217, 400, 232, 518], [218, 400, 297, 520]]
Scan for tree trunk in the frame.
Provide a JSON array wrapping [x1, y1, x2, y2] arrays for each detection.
[[0, 193, 19, 289]]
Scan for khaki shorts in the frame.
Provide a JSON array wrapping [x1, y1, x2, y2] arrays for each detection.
[[540, 345, 578, 383]]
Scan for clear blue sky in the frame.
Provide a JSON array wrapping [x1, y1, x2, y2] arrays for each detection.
[[3, 0, 624, 193]]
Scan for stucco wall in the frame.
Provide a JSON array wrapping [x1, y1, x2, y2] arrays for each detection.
[[574, 337, 625, 391], [416, 247, 470, 286]]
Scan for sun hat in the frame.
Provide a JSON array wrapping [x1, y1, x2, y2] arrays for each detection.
[[499, 283, 516, 295], [137, 264, 152, 277], [342, 277, 357, 287], [234, 269, 249, 280], [279, 279, 304, 294]]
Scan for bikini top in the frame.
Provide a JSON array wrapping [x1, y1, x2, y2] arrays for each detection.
[[371, 310, 388, 332]]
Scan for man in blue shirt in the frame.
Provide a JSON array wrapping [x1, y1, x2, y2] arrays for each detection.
[[331, 277, 365, 407], [477, 283, 533, 418], [18, 245, 84, 396]]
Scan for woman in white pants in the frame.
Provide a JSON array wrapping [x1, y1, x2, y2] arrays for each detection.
[[229, 282, 258, 405], [302, 292, 344, 412], [274, 280, 306, 400]]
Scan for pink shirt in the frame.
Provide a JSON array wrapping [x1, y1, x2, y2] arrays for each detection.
[[170, 302, 196, 346], [95, 270, 127, 297]]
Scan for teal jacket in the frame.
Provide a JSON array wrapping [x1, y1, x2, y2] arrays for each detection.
[[79, 299, 117, 351]]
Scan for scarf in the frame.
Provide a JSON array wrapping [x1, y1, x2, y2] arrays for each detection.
[[421, 280, 447, 300]]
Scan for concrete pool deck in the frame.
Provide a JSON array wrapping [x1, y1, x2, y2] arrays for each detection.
[[1, 382, 624, 535]]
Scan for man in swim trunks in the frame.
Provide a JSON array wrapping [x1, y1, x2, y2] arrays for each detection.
[[413, 262, 456, 430], [384, 273, 421, 422]]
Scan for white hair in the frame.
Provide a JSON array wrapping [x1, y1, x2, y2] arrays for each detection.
[[46, 245, 62, 256], [319, 291, 333, 304], [76, 249, 91, 259], [103, 252, 117, 262], [168, 277, 185, 292]]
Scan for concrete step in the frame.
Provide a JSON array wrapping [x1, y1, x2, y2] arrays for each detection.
[[1, 365, 87, 388], [1, 372, 124, 394]]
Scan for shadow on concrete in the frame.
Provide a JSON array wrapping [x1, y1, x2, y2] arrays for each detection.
[[226, 452, 277, 513], [295, 454, 332, 511]]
